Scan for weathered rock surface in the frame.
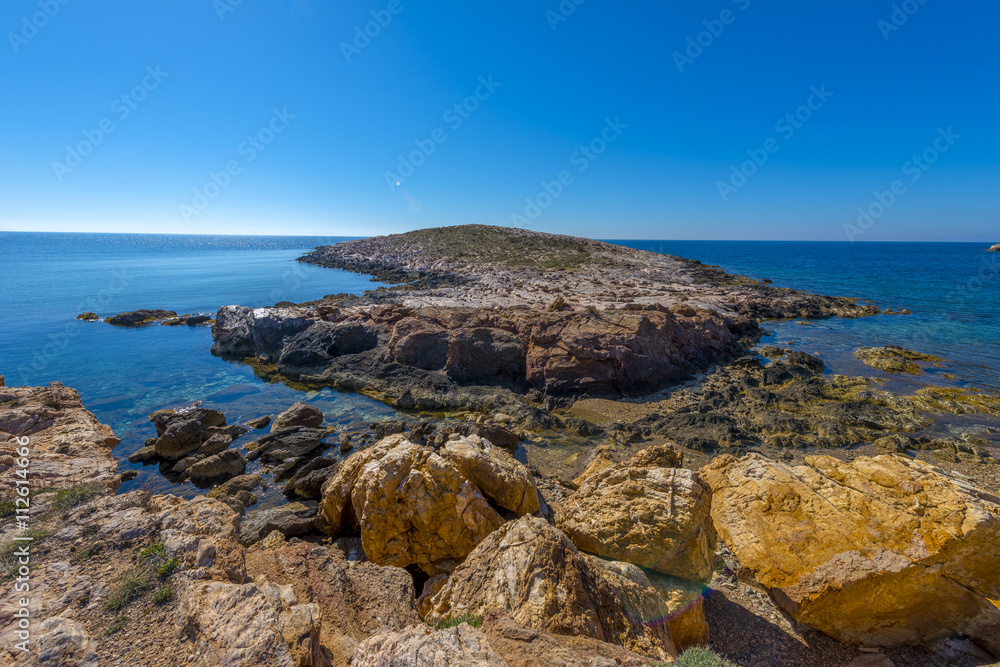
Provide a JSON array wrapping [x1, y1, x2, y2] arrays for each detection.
[[423, 515, 677, 659], [0, 381, 119, 491], [75, 312, 99, 321], [251, 426, 326, 464], [441, 434, 540, 515], [103, 309, 177, 326], [271, 401, 324, 432], [556, 445, 716, 582], [319, 434, 503, 575], [353, 623, 508, 667], [188, 449, 247, 484], [988, 243, 1000, 252], [854, 346, 940, 374], [700, 453, 1000, 653], [283, 457, 337, 499], [240, 501, 318, 544]]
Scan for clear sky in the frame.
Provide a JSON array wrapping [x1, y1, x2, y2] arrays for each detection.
[[1, 0, 997, 241]]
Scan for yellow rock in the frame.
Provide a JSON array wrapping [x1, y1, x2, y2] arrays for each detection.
[[701, 453, 1000, 653]]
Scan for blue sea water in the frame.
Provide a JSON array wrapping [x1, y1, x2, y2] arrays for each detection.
[[1, 233, 998, 496], [613, 240, 1000, 394]]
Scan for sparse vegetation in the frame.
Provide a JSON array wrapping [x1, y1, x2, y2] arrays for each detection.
[[105, 615, 129, 636], [106, 542, 181, 612], [0, 527, 54, 579], [50, 482, 103, 512], [44, 399, 62, 409], [665, 647, 739, 667], [433, 613, 483, 630]]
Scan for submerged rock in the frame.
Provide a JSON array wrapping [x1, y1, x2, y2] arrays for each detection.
[[854, 346, 940, 374], [701, 453, 1000, 653], [75, 312, 99, 321], [423, 515, 677, 659], [556, 444, 715, 582], [319, 434, 503, 575]]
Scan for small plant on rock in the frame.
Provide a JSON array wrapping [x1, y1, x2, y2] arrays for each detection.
[[152, 586, 172, 604], [105, 615, 129, 636], [433, 614, 483, 630]]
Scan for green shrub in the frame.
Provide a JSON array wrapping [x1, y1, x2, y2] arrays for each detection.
[[671, 647, 739, 667], [433, 614, 483, 630], [153, 586, 172, 604], [139, 543, 166, 561], [44, 399, 61, 409], [156, 557, 180, 580]]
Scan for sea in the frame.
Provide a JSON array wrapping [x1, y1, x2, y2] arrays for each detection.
[[1, 232, 997, 498]]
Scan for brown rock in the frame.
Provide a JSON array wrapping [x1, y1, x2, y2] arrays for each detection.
[[700, 453, 1000, 651], [556, 445, 715, 582], [353, 624, 508, 667], [424, 515, 676, 660], [441, 434, 540, 515], [319, 434, 503, 575], [271, 401, 324, 432]]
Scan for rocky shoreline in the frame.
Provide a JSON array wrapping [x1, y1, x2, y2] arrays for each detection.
[[3, 377, 1000, 666], [6, 226, 1000, 665]]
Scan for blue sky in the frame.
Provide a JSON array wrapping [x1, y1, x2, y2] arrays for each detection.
[[1, 0, 997, 241]]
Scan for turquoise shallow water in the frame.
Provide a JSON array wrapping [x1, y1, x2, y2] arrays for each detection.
[[1, 233, 998, 495]]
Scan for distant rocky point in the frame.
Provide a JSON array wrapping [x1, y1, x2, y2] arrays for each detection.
[[989, 243, 1000, 251]]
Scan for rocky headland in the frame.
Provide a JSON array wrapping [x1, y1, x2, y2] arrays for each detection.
[[988, 243, 1000, 252]]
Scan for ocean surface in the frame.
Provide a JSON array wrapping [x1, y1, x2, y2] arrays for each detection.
[[1, 233, 998, 497]]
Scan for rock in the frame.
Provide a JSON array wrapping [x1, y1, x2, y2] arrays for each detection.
[[874, 433, 913, 454], [35, 617, 99, 666], [188, 449, 247, 484], [240, 501, 318, 544], [472, 423, 520, 452], [353, 623, 508, 667], [127, 445, 158, 464], [546, 295, 567, 312], [787, 350, 825, 374], [161, 314, 213, 326], [441, 434, 540, 515], [252, 427, 326, 463], [271, 401, 324, 432], [0, 383, 119, 490], [700, 453, 1000, 651], [152, 417, 206, 459], [207, 473, 263, 499], [75, 312, 99, 321], [854, 346, 939, 374], [339, 432, 352, 453], [283, 457, 337, 499], [247, 415, 271, 429], [988, 243, 1000, 252], [198, 433, 233, 455], [556, 445, 715, 582], [319, 434, 503, 575], [103, 309, 177, 326], [424, 515, 676, 659], [211, 304, 316, 360]]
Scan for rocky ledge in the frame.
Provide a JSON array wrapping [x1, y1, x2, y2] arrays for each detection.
[[211, 226, 878, 416]]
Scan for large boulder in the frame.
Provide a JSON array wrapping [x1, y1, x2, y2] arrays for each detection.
[[353, 624, 507, 667], [555, 445, 715, 582], [423, 515, 677, 660], [251, 427, 326, 463], [441, 434, 540, 515], [700, 453, 1000, 653], [188, 449, 247, 484], [318, 435, 503, 575], [271, 401, 324, 432]]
